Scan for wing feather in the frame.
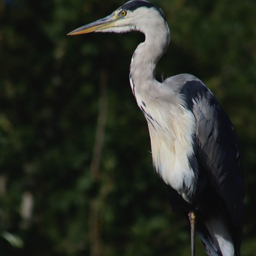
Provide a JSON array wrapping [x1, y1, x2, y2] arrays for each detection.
[[180, 80, 244, 254]]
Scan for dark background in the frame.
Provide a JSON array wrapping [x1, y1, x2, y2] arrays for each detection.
[[0, 0, 256, 255]]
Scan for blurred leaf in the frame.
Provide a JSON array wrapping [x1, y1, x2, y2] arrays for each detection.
[[1, 231, 24, 248]]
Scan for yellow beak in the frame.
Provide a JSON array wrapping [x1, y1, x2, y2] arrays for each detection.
[[67, 13, 119, 36]]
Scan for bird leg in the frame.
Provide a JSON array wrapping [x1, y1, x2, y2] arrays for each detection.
[[188, 211, 196, 256]]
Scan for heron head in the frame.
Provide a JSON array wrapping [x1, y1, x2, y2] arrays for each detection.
[[67, 0, 167, 36]]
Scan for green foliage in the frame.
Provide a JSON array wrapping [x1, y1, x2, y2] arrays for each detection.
[[1, 231, 23, 248], [0, 0, 256, 255]]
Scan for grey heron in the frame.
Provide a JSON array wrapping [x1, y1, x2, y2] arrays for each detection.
[[68, 1, 244, 255]]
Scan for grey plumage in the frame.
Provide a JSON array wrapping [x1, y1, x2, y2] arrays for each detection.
[[68, 1, 244, 255]]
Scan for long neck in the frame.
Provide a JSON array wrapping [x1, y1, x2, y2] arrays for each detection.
[[129, 23, 170, 96]]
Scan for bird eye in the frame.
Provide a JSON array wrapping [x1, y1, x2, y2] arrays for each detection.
[[120, 10, 127, 17]]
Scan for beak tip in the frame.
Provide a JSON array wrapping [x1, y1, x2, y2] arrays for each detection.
[[67, 13, 116, 37], [67, 31, 74, 36]]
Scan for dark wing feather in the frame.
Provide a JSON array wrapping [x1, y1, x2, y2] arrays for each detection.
[[181, 80, 244, 255]]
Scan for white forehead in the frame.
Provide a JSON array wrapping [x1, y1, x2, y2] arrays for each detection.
[[129, 7, 166, 31]]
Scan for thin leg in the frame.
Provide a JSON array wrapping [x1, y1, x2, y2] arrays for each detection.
[[188, 211, 196, 256]]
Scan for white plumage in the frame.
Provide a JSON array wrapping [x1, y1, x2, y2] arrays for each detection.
[[128, 7, 197, 202], [68, 1, 244, 255]]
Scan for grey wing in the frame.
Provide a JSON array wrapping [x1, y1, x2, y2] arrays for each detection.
[[180, 80, 244, 228]]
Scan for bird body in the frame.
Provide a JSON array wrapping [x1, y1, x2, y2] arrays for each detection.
[[127, 5, 198, 202], [135, 74, 198, 202], [68, 1, 244, 255]]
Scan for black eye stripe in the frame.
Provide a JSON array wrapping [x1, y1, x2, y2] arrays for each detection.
[[121, 1, 154, 11], [120, 1, 166, 21]]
